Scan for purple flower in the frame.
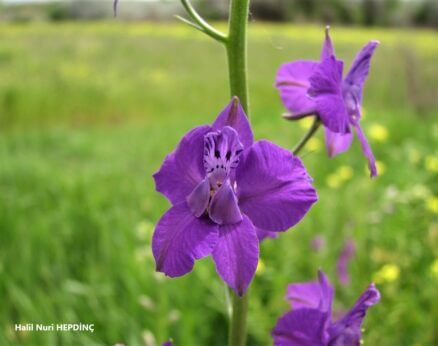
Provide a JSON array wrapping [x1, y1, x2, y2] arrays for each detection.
[[272, 270, 380, 346], [276, 27, 379, 177], [152, 97, 318, 295], [336, 239, 356, 286], [310, 234, 326, 252]]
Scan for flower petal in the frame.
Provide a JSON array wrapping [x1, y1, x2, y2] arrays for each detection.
[[187, 178, 210, 217], [309, 56, 349, 133], [212, 216, 259, 296], [153, 125, 212, 205], [344, 41, 379, 104], [152, 202, 219, 278], [212, 97, 253, 149], [272, 309, 329, 346], [209, 180, 243, 225], [286, 281, 323, 310], [256, 228, 279, 242], [321, 25, 335, 60], [325, 127, 354, 157], [286, 270, 334, 312], [236, 140, 318, 232], [328, 283, 380, 345], [276, 60, 318, 116], [354, 123, 377, 177]]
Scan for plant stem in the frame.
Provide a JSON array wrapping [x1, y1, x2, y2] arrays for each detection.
[[292, 118, 321, 155], [229, 290, 249, 346], [226, 0, 250, 345], [226, 0, 250, 115]]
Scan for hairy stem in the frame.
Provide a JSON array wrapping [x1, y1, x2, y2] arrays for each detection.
[[226, 0, 251, 345], [292, 118, 321, 155], [229, 290, 249, 346], [226, 0, 250, 115]]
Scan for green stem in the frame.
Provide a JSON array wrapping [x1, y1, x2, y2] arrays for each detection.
[[178, 0, 227, 43], [226, 0, 250, 114], [292, 118, 321, 155], [228, 290, 249, 346], [226, 1, 251, 345]]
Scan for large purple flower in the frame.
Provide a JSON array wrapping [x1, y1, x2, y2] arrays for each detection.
[[276, 27, 379, 177], [272, 270, 380, 346], [153, 97, 318, 295]]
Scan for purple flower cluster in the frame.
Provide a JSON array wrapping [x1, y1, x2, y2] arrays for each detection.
[[152, 97, 318, 295], [272, 270, 380, 346], [276, 27, 379, 177], [151, 22, 382, 345]]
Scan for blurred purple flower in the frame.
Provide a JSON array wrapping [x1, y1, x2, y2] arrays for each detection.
[[311, 234, 326, 252], [152, 97, 318, 295], [276, 27, 379, 177], [337, 239, 356, 286], [272, 270, 380, 346]]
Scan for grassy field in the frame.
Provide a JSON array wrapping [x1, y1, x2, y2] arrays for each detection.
[[0, 21, 437, 345]]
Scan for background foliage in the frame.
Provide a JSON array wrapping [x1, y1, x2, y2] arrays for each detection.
[[0, 22, 437, 345], [1, 0, 437, 27]]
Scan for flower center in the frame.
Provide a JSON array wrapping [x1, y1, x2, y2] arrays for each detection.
[[204, 126, 243, 190], [186, 126, 244, 224]]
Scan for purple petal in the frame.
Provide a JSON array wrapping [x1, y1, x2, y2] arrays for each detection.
[[187, 178, 210, 217], [209, 180, 243, 225], [212, 216, 259, 296], [286, 270, 334, 312], [344, 41, 379, 104], [153, 125, 212, 205], [325, 127, 353, 158], [321, 26, 335, 60], [336, 239, 356, 286], [342, 41, 379, 121], [318, 270, 334, 312], [286, 281, 323, 310], [212, 97, 253, 149], [236, 140, 318, 232], [328, 284, 380, 345], [276, 61, 318, 116], [354, 123, 377, 177], [152, 202, 219, 277], [256, 228, 279, 242], [272, 309, 329, 346], [309, 57, 349, 134]]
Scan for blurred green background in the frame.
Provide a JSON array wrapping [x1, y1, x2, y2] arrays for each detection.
[[0, 2, 437, 346]]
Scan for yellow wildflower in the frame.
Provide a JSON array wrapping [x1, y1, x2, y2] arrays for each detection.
[[326, 174, 341, 189], [369, 124, 389, 142], [307, 137, 322, 152], [366, 161, 385, 176], [338, 165, 354, 181], [376, 161, 386, 175], [431, 259, 438, 278], [426, 196, 438, 214], [373, 264, 400, 284], [256, 259, 265, 275], [425, 155, 438, 173], [299, 117, 314, 130]]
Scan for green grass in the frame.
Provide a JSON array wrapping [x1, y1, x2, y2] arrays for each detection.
[[0, 21, 437, 345]]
